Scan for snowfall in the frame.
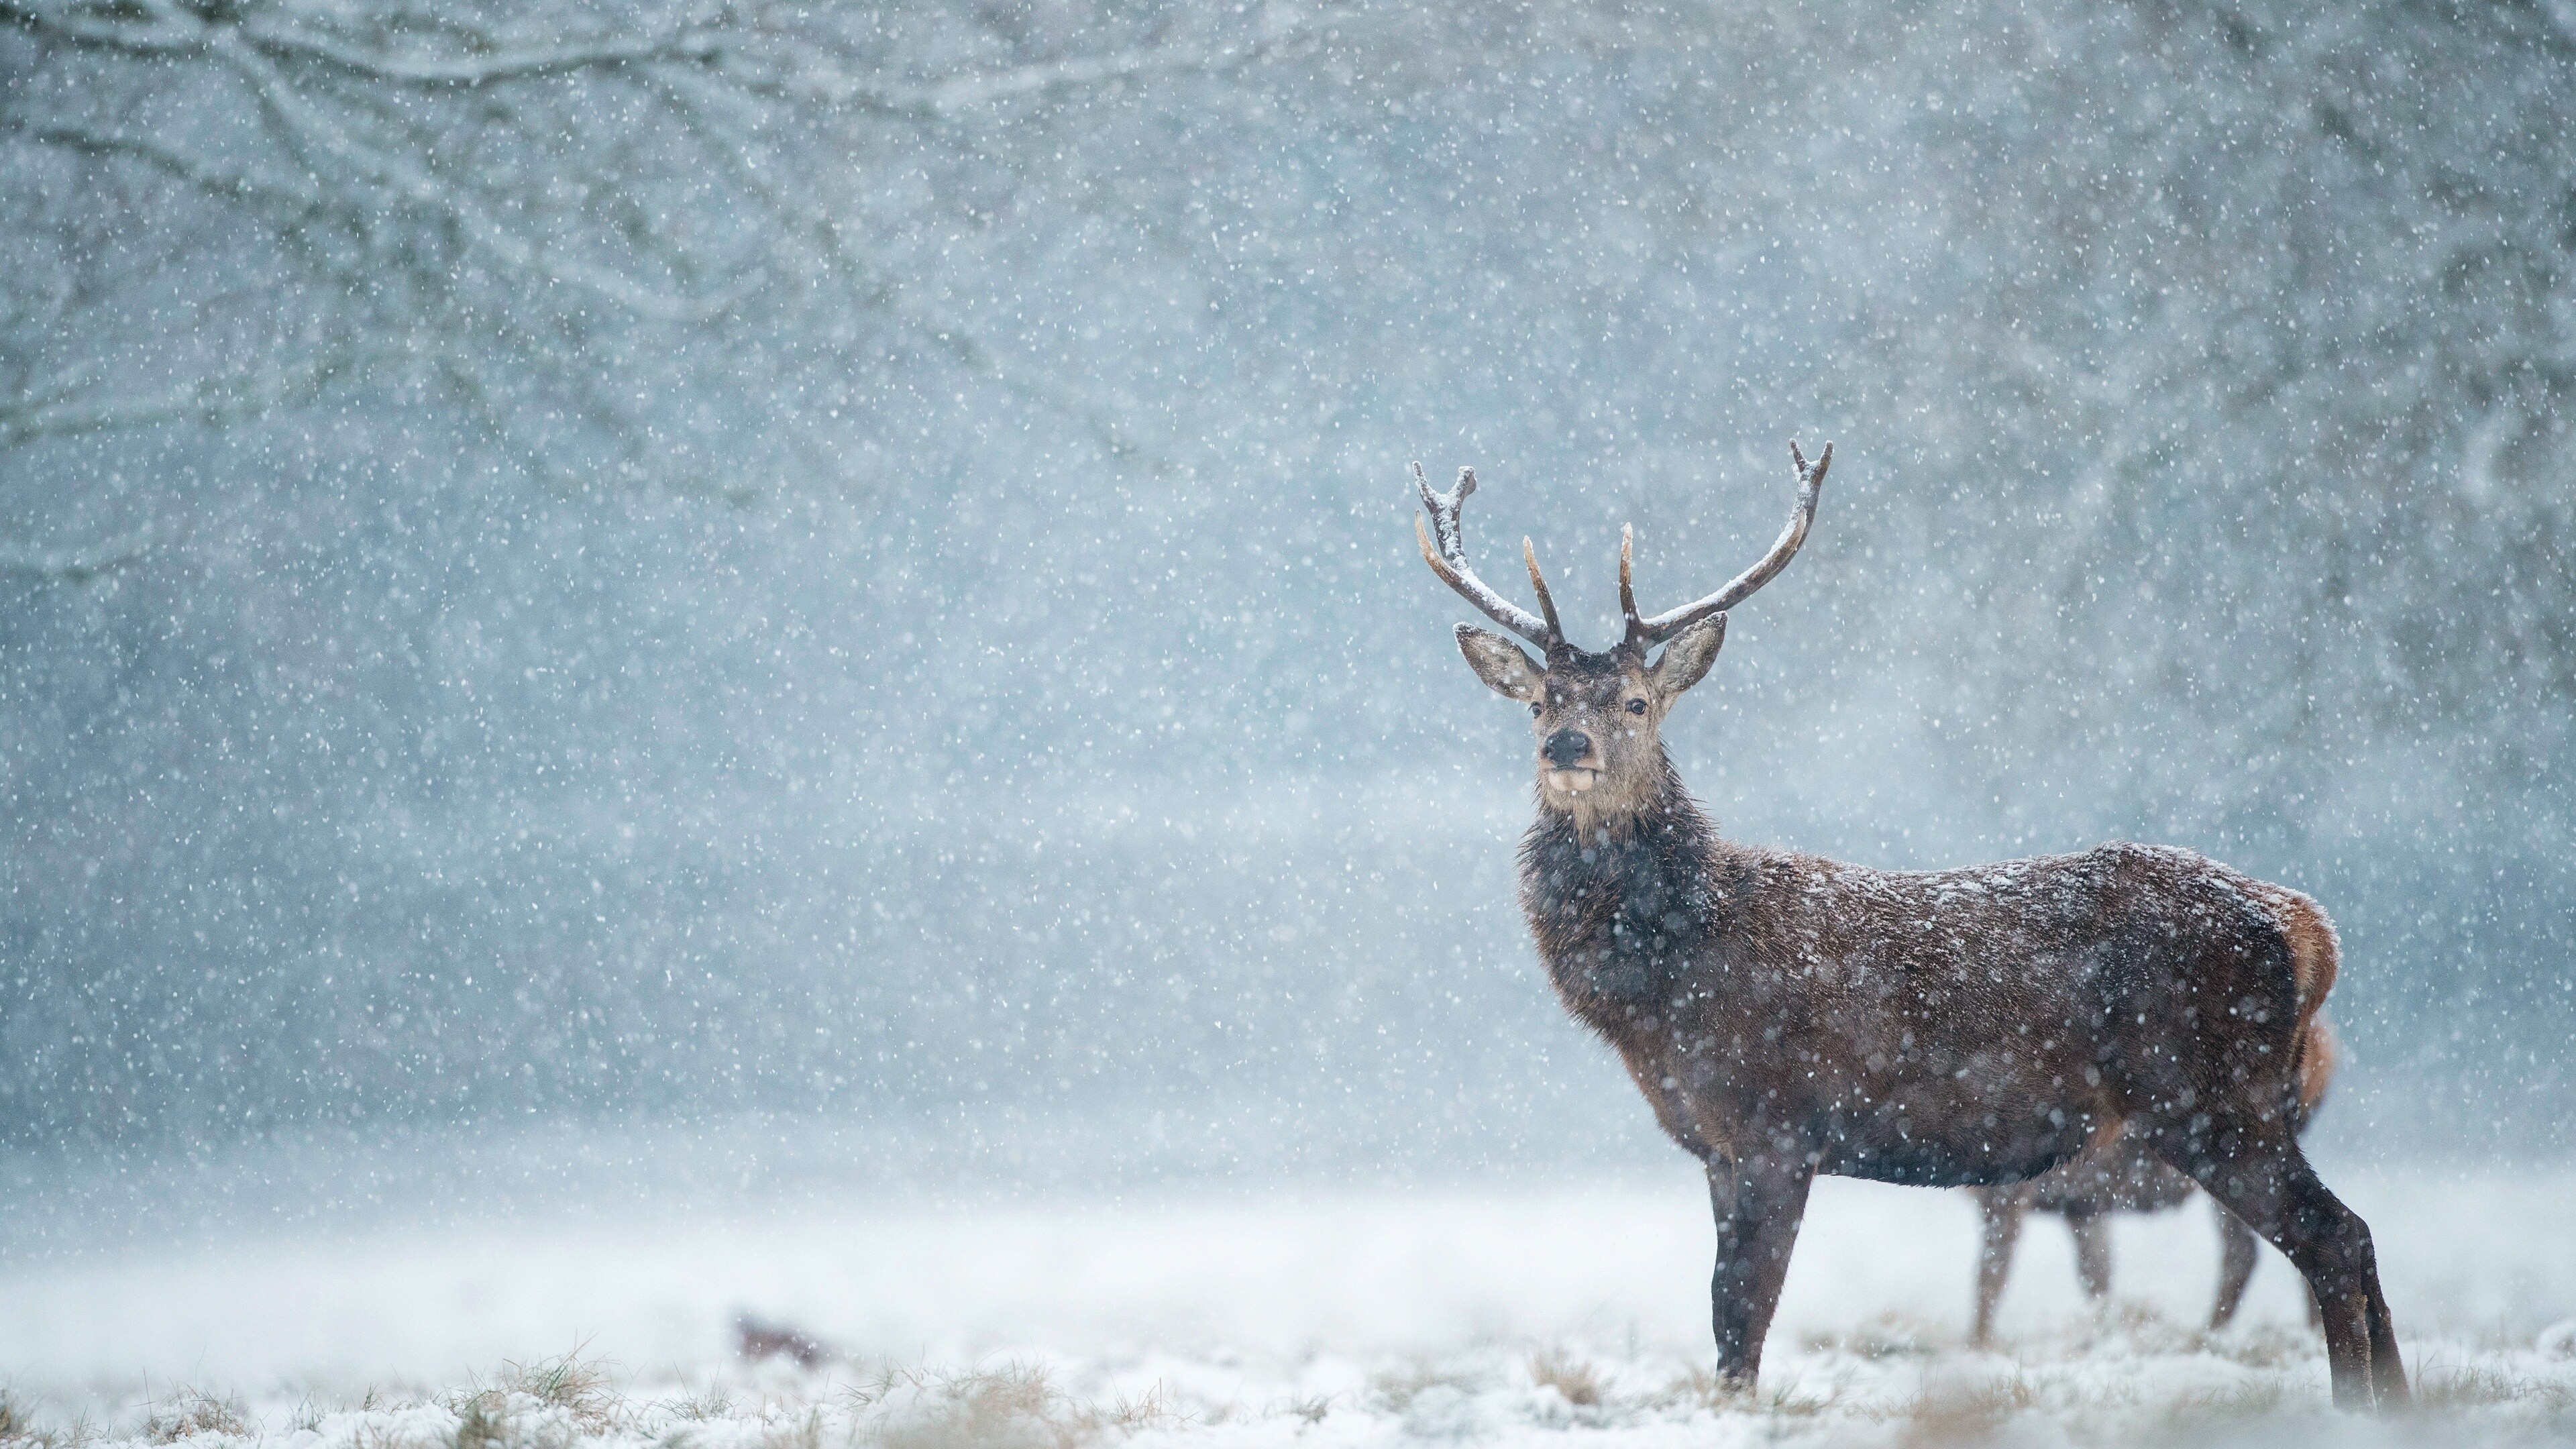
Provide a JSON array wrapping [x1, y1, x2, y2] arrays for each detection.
[[6, 1155, 2573, 1449]]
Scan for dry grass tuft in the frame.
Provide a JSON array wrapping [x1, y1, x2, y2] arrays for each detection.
[[2149, 1376, 2305, 1434], [141, 1391, 247, 1445], [449, 1391, 507, 1449], [1, 1404, 97, 1449], [1892, 1375, 2037, 1448], [1365, 1363, 1489, 1413], [500, 1354, 617, 1430], [876, 1364, 1091, 1449], [2414, 1364, 2576, 1411], [1096, 1385, 1181, 1434], [1524, 1348, 1604, 1407], [667, 1388, 734, 1424]]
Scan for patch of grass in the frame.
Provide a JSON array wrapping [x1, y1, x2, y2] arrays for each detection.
[[1524, 1348, 1603, 1407], [2157, 1377, 2298, 1426], [141, 1391, 248, 1445], [1652, 1366, 1831, 1417], [1, 1403, 97, 1449], [1893, 1376, 2037, 1448], [875, 1364, 1097, 1449], [2414, 1365, 2576, 1411], [499, 1354, 616, 1430], [449, 1391, 508, 1449], [1365, 1362, 1489, 1413], [1097, 1385, 1181, 1434], [667, 1388, 734, 1424]]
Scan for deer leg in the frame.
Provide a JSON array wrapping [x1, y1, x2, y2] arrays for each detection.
[[1971, 1186, 2029, 1348], [2149, 1117, 2406, 1410], [2211, 1197, 2259, 1329], [1708, 1151, 1814, 1390], [2363, 1280, 2406, 1403], [2065, 1206, 2114, 1304]]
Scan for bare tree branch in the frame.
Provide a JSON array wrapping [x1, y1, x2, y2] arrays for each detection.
[[726, 7, 1351, 115], [5, 119, 328, 212], [193, 21, 761, 321], [0, 1, 202, 55], [237, 17, 724, 86]]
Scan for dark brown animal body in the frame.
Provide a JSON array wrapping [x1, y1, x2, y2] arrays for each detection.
[[1970, 1012, 2341, 1343], [1414, 444, 2406, 1409]]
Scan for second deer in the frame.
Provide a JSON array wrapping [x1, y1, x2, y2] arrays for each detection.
[[1971, 1013, 2339, 1343]]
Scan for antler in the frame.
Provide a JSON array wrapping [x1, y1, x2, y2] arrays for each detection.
[[1621, 440, 1831, 651], [1414, 462, 1563, 652]]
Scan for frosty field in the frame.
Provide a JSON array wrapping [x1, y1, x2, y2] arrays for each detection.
[[5, 1159, 2573, 1448]]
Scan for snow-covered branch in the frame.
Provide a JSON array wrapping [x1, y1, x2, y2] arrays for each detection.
[[733, 8, 1348, 115], [237, 17, 725, 86], [6, 119, 328, 211], [0, 1, 203, 54], [201, 21, 759, 321]]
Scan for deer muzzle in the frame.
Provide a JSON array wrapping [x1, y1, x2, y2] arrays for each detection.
[[1542, 729, 1601, 792]]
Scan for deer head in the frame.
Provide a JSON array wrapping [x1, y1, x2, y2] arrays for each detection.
[[1414, 441, 1831, 818]]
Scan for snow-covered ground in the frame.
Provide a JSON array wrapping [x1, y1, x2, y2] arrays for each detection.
[[5, 1161, 2573, 1446]]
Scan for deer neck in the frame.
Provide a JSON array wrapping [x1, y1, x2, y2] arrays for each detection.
[[1519, 753, 1719, 1020]]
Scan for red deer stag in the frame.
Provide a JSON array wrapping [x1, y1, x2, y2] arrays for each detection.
[[1971, 1012, 2339, 1344], [1412, 442, 2406, 1409]]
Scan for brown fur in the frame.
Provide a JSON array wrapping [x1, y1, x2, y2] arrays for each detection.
[[1431, 473, 2407, 1409]]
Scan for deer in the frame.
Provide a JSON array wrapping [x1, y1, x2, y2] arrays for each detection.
[[1411, 441, 2408, 1410], [1970, 1012, 2339, 1344]]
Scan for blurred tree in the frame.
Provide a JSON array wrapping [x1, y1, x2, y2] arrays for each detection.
[[0, 0, 1324, 526]]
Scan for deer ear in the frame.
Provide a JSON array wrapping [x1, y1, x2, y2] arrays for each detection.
[[1454, 625, 1544, 702], [1648, 614, 1726, 697]]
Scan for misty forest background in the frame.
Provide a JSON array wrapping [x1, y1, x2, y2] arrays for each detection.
[[2, 0, 2571, 1187]]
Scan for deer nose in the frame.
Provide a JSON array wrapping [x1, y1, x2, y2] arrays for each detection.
[[1544, 730, 1593, 767]]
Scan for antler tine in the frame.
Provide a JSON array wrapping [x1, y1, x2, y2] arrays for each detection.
[[1625, 439, 1831, 649], [1412, 462, 1557, 650], [1619, 523, 1640, 645], [1521, 537, 1565, 644]]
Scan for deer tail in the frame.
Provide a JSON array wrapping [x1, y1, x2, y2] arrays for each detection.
[[2260, 885, 2342, 1124]]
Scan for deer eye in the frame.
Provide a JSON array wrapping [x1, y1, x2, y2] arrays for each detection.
[[1529, 702, 1542, 717], [1625, 698, 1648, 714]]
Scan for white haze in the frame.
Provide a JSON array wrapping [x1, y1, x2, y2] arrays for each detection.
[[1, 0, 2573, 1439]]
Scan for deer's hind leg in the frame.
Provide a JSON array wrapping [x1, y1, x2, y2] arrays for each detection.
[[2210, 1197, 2260, 1329], [2143, 1112, 2406, 1410], [1971, 1185, 2030, 1347], [2065, 1206, 2114, 1303]]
